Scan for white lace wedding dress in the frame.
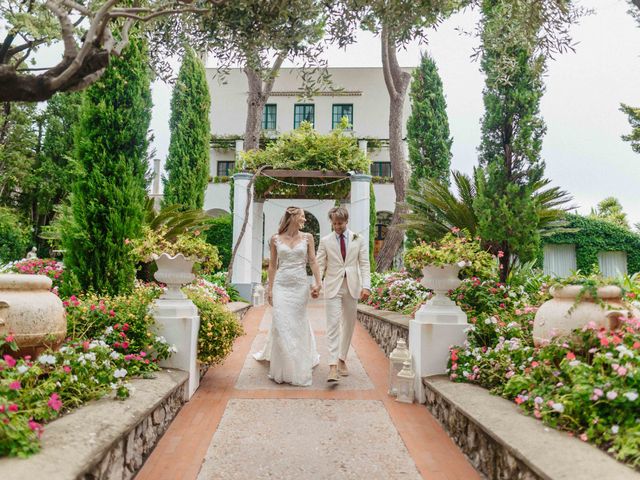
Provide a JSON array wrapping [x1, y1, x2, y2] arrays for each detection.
[[253, 235, 320, 386]]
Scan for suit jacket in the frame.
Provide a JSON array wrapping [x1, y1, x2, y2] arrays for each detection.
[[316, 229, 371, 299]]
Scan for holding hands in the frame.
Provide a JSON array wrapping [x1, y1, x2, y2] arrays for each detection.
[[310, 284, 321, 299]]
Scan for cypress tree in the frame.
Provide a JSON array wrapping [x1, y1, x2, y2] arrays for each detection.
[[163, 48, 211, 209], [474, 0, 547, 282], [406, 52, 452, 190], [63, 36, 152, 295]]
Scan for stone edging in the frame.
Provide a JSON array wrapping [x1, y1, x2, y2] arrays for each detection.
[[0, 369, 188, 480], [357, 304, 408, 356], [423, 376, 640, 480]]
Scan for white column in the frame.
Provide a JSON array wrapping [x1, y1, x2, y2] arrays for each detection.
[[358, 139, 368, 155], [349, 174, 371, 246], [409, 302, 468, 403], [151, 298, 200, 400], [231, 172, 254, 300], [151, 158, 162, 211], [235, 139, 244, 159], [251, 201, 264, 285]]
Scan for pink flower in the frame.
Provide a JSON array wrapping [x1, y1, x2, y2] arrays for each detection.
[[8, 403, 18, 412], [3, 355, 16, 368], [579, 433, 588, 442], [90, 304, 96, 311], [121, 342, 129, 350], [566, 352, 576, 361], [451, 227, 460, 234], [63, 365, 71, 374], [617, 367, 628, 376], [28, 419, 43, 437], [47, 393, 62, 412], [109, 310, 116, 317], [497, 251, 504, 258], [9, 381, 21, 390], [5, 334, 15, 343]]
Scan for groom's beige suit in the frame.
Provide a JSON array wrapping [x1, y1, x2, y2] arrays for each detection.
[[316, 229, 371, 365]]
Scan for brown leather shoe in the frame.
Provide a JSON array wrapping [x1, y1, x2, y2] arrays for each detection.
[[338, 361, 349, 377], [327, 368, 339, 383]]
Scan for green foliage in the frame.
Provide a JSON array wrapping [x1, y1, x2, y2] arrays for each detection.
[[0, 102, 38, 208], [404, 231, 497, 279], [620, 103, 640, 154], [543, 214, 640, 275], [0, 207, 29, 262], [200, 271, 242, 301], [163, 48, 211, 210], [406, 52, 452, 189], [204, 214, 233, 269], [365, 271, 430, 315], [238, 121, 370, 199], [589, 197, 630, 230], [185, 288, 244, 365], [474, 0, 566, 282], [62, 37, 152, 296], [23, 92, 82, 254]]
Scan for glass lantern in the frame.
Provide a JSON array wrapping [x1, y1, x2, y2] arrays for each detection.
[[388, 338, 411, 396], [395, 360, 415, 404]]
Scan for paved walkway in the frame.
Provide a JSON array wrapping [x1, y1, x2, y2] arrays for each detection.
[[136, 301, 480, 480]]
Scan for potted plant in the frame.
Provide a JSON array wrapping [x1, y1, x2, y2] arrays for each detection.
[[131, 227, 221, 299], [533, 271, 639, 346], [404, 230, 496, 303]]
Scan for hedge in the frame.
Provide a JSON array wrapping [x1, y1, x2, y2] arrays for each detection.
[[205, 214, 233, 270], [542, 214, 640, 274]]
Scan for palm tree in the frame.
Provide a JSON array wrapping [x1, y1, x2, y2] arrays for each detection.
[[403, 170, 574, 246]]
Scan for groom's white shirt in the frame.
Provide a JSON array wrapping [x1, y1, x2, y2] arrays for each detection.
[[316, 229, 371, 299]]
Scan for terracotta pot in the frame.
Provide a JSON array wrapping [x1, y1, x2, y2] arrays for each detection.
[[0, 274, 66, 356], [153, 253, 196, 300], [533, 285, 638, 346]]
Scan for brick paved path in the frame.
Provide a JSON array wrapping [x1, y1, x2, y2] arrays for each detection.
[[136, 301, 480, 480]]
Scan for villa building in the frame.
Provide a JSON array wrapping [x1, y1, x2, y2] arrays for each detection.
[[202, 67, 413, 259]]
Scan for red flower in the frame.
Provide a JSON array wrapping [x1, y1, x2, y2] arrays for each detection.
[[3, 355, 16, 368], [8, 404, 18, 412], [28, 419, 43, 438], [109, 310, 116, 317], [121, 342, 129, 350], [566, 352, 576, 361], [9, 381, 21, 390], [600, 337, 610, 347], [611, 335, 622, 345], [531, 361, 539, 368], [633, 341, 640, 350], [47, 393, 63, 412]]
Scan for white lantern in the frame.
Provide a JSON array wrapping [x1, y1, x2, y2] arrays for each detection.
[[395, 360, 416, 404], [388, 338, 411, 396]]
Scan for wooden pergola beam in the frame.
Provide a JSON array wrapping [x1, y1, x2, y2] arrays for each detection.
[[259, 169, 349, 179]]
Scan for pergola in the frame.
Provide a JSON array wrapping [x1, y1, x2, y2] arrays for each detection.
[[230, 168, 372, 300]]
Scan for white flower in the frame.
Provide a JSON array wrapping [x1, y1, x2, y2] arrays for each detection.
[[606, 391, 618, 400], [110, 351, 120, 360], [71, 375, 78, 382], [569, 360, 581, 367], [38, 354, 56, 365], [624, 391, 639, 402], [551, 402, 565, 413], [113, 368, 127, 379], [16, 365, 29, 374], [155, 335, 168, 344], [169, 345, 178, 354], [612, 425, 620, 434], [105, 326, 113, 335]]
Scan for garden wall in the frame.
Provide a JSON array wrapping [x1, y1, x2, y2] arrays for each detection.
[[357, 304, 409, 355]]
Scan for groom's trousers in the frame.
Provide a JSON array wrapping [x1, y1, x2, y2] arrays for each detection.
[[326, 278, 358, 365]]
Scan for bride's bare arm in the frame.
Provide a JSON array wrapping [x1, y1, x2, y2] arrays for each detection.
[[266, 235, 278, 305], [306, 233, 322, 295]]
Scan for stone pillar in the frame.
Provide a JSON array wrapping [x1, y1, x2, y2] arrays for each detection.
[[349, 174, 371, 246], [231, 172, 254, 300], [251, 201, 264, 285], [151, 298, 200, 401], [409, 302, 468, 403], [358, 139, 368, 155], [235, 139, 244, 159], [151, 158, 162, 211]]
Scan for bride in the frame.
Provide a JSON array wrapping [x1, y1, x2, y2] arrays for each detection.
[[253, 206, 322, 386]]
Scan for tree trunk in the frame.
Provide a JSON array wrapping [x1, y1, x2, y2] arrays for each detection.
[[375, 27, 411, 272], [243, 67, 265, 151]]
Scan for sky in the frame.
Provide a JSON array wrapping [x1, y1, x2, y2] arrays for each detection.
[[26, 0, 640, 226]]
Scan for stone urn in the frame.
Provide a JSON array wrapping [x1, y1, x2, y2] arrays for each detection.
[[0, 274, 66, 356], [420, 264, 463, 307], [153, 253, 196, 300], [533, 285, 639, 346]]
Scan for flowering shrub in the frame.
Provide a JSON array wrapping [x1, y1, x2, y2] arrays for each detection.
[[10, 258, 64, 291], [185, 278, 231, 305], [186, 288, 243, 365], [404, 231, 496, 279], [201, 271, 242, 301], [131, 226, 221, 274], [0, 332, 154, 457], [449, 273, 640, 468], [366, 271, 430, 315]]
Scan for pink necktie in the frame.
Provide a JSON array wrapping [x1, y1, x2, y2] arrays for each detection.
[[340, 234, 346, 261]]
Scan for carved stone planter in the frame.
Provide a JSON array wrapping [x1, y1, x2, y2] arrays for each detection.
[[152, 253, 196, 300], [0, 274, 66, 356], [533, 285, 639, 346], [420, 264, 462, 306]]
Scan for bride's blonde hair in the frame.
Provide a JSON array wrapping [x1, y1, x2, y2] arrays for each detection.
[[278, 206, 304, 235]]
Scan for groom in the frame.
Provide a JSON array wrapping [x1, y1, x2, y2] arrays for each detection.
[[316, 206, 371, 383]]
